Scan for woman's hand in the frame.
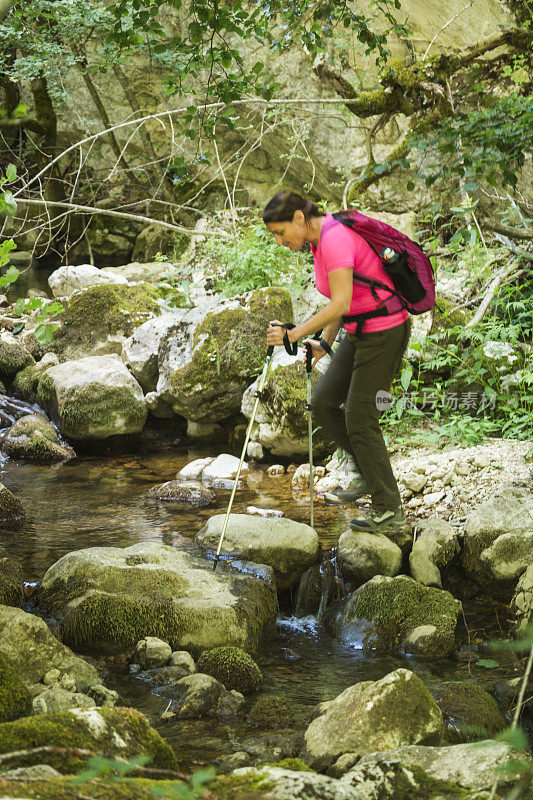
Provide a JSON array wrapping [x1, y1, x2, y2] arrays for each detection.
[[266, 320, 286, 347], [302, 338, 327, 368]]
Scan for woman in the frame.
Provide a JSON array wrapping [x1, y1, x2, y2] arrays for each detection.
[[264, 190, 411, 532]]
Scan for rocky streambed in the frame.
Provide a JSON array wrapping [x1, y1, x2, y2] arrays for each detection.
[[0, 436, 532, 800]]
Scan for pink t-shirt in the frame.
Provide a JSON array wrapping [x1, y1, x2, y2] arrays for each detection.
[[311, 213, 409, 334]]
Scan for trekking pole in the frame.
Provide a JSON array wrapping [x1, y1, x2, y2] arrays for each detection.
[[213, 344, 275, 571], [304, 342, 314, 529]]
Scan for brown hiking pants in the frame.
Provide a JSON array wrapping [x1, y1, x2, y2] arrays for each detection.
[[312, 319, 411, 511]]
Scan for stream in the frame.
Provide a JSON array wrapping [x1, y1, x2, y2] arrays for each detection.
[[0, 425, 520, 770]]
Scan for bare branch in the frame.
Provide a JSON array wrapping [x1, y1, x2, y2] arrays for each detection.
[[465, 260, 521, 328], [493, 232, 533, 262], [422, 2, 475, 61], [486, 222, 533, 241], [457, 28, 533, 67]]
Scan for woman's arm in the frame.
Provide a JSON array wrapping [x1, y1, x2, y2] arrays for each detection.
[[286, 266, 353, 342]]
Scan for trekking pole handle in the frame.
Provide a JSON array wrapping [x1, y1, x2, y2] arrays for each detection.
[[271, 322, 298, 356], [304, 341, 313, 373]]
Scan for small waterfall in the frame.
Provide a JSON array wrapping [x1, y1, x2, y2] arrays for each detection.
[[294, 549, 345, 621], [0, 394, 49, 434]]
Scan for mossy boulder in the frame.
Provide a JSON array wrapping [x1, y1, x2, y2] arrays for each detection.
[[302, 668, 446, 771], [0, 651, 32, 722], [196, 514, 320, 590], [197, 646, 262, 693], [461, 486, 533, 595], [430, 681, 505, 742], [334, 574, 462, 658], [0, 482, 26, 529], [157, 287, 293, 422], [249, 695, 295, 729], [0, 706, 177, 773], [0, 776, 185, 799], [0, 330, 35, 382], [2, 414, 76, 463], [241, 348, 330, 457], [49, 282, 163, 359], [0, 605, 99, 690], [37, 542, 277, 655], [0, 556, 23, 606], [37, 355, 147, 440], [11, 353, 59, 403]]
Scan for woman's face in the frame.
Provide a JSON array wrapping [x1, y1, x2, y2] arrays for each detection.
[[266, 210, 308, 252]]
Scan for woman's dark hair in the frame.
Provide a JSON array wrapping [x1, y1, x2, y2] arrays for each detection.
[[263, 190, 325, 225]]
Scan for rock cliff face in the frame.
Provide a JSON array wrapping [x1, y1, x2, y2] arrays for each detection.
[[12, 1, 515, 261]]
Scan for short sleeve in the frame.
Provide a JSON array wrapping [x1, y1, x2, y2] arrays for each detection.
[[319, 223, 359, 274]]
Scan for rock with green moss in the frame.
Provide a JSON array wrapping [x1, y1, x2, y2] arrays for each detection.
[[0, 556, 23, 606], [0, 605, 99, 690], [409, 517, 460, 588], [37, 541, 277, 655], [11, 353, 59, 403], [461, 486, 533, 595], [335, 574, 461, 658], [241, 348, 330, 457], [48, 282, 163, 360], [0, 706, 177, 773], [0, 482, 26, 529], [37, 355, 147, 440], [197, 646, 262, 693], [344, 740, 531, 794], [429, 681, 505, 742], [248, 695, 295, 729], [0, 330, 35, 382], [302, 668, 446, 771], [196, 514, 319, 590], [0, 651, 32, 722], [157, 287, 293, 423], [2, 414, 76, 463]]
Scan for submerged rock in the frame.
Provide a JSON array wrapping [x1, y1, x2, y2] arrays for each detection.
[[147, 479, 215, 506], [2, 413, 75, 463], [0, 707, 177, 773], [37, 355, 147, 439], [334, 575, 461, 658], [248, 695, 295, 729], [0, 482, 26, 528], [197, 646, 262, 693], [301, 668, 446, 771], [429, 681, 505, 742], [0, 605, 99, 690], [337, 530, 402, 586], [409, 517, 460, 587], [37, 541, 277, 655], [196, 513, 319, 590]]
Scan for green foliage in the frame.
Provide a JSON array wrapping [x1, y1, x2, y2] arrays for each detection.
[[13, 297, 65, 343], [202, 223, 312, 296], [0, 164, 17, 217]]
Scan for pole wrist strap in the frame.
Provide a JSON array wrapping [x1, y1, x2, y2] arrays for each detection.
[[319, 338, 333, 356], [282, 323, 298, 356]]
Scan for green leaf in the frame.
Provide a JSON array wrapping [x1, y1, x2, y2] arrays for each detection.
[[12, 103, 28, 119], [33, 323, 59, 344], [0, 265, 19, 288], [1, 190, 17, 217], [400, 367, 413, 391], [475, 659, 500, 669], [406, 179, 415, 191], [5, 164, 17, 182]]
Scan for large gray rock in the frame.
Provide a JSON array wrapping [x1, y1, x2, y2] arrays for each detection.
[[230, 766, 362, 800], [102, 261, 181, 284], [337, 531, 402, 586], [0, 605, 99, 690], [32, 686, 96, 715], [241, 348, 329, 457], [157, 287, 292, 422], [333, 575, 461, 658], [409, 517, 460, 587], [37, 355, 147, 439], [121, 313, 179, 392], [301, 669, 445, 771], [343, 741, 531, 793], [196, 514, 319, 590], [48, 264, 128, 298], [37, 542, 277, 655], [164, 672, 225, 717], [462, 486, 533, 592], [134, 636, 172, 669], [2, 414, 75, 463]]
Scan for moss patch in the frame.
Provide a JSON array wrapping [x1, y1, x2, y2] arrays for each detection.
[[348, 576, 461, 656], [197, 646, 262, 693], [261, 361, 328, 448], [0, 482, 26, 528], [209, 772, 274, 799], [0, 651, 32, 723], [0, 777, 180, 800], [0, 556, 23, 606], [0, 707, 177, 773], [60, 592, 188, 653], [12, 363, 41, 402], [248, 695, 295, 729], [430, 682, 506, 742]]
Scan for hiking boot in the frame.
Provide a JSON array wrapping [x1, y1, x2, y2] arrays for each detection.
[[330, 476, 369, 504], [350, 506, 406, 532]]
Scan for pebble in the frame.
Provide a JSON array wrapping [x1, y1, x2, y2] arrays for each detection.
[[454, 462, 471, 476], [423, 491, 446, 505], [43, 669, 60, 685], [246, 506, 284, 518], [405, 474, 427, 493], [267, 464, 285, 476]]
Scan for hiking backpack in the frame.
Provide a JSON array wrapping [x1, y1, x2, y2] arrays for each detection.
[[331, 211, 436, 335]]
